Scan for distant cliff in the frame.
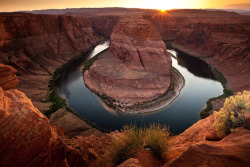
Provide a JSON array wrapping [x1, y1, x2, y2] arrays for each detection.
[[144, 10, 250, 92], [172, 21, 250, 92], [0, 13, 101, 112], [87, 15, 120, 37]]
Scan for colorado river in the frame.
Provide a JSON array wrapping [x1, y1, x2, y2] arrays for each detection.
[[57, 41, 223, 134]]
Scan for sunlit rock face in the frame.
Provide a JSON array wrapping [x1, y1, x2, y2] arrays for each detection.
[[110, 17, 171, 75], [0, 87, 85, 167], [84, 17, 172, 106], [0, 64, 18, 90]]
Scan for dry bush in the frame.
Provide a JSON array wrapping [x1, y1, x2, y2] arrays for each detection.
[[105, 123, 170, 165]]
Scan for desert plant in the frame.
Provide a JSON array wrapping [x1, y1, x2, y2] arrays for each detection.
[[105, 124, 144, 164], [214, 91, 249, 139], [144, 123, 170, 159], [105, 123, 170, 165]]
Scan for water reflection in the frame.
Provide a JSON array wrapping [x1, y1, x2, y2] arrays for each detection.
[[176, 52, 217, 80], [57, 41, 223, 134]]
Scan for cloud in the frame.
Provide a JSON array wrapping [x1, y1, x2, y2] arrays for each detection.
[[224, 3, 250, 9]]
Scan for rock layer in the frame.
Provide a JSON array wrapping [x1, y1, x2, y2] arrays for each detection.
[[0, 13, 100, 113], [172, 21, 250, 92], [0, 64, 18, 90], [0, 87, 85, 167], [84, 17, 172, 108], [165, 125, 250, 167]]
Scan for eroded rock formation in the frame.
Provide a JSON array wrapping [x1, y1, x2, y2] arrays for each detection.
[[84, 17, 172, 109], [165, 125, 250, 167], [0, 13, 101, 113], [0, 87, 86, 166], [0, 64, 18, 90], [0, 64, 249, 167]]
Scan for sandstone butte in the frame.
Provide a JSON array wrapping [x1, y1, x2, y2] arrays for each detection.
[[84, 17, 173, 110], [0, 64, 250, 167]]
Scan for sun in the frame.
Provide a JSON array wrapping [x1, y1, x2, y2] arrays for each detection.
[[145, 0, 183, 10], [159, 8, 167, 12]]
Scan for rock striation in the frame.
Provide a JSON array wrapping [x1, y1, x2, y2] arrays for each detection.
[[165, 122, 250, 167], [0, 64, 18, 90], [0, 13, 100, 113], [0, 87, 86, 166], [84, 17, 172, 111], [167, 13, 250, 93]]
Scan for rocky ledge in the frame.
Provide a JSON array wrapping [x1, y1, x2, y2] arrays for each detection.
[[0, 64, 18, 90], [84, 17, 182, 113]]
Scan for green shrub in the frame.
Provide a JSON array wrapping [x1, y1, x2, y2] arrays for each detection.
[[214, 91, 249, 139], [48, 89, 67, 112], [105, 124, 170, 165]]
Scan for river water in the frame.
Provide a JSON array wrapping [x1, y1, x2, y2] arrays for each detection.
[[57, 41, 223, 134]]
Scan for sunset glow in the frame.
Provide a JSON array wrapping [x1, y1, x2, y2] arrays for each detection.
[[0, 0, 249, 12]]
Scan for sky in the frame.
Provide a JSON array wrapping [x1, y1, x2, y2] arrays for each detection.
[[0, 0, 250, 12]]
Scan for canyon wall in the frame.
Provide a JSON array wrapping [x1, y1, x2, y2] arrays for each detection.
[[144, 10, 250, 93], [172, 20, 250, 92], [82, 10, 250, 94], [87, 15, 120, 37], [0, 13, 101, 113]]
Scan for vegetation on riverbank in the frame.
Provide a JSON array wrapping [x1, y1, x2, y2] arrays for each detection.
[[44, 42, 105, 117], [43, 41, 111, 133], [200, 66, 233, 118], [168, 42, 233, 119]]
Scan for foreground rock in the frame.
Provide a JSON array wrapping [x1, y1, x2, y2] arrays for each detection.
[[0, 64, 18, 90], [0, 87, 86, 166], [49, 108, 105, 138], [165, 127, 250, 167], [0, 74, 249, 167], [0, 13, 100, 113], [84, 17, 173, 112]]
